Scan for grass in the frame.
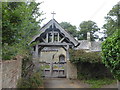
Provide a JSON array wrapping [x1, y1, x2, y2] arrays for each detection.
[[84, 78, 116, 88]]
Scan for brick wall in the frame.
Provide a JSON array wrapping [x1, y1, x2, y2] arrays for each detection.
[[2, 56, 22, 88]]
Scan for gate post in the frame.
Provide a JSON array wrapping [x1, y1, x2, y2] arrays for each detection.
[[67, 60, 77, 79], [33, 44, 40, 72], [66, 48, 77, 79]]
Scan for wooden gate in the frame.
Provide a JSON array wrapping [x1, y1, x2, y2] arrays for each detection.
[[41, 62, 66, 78]]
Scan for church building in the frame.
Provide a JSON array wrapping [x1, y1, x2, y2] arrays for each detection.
[[30, 18, 101, 79]]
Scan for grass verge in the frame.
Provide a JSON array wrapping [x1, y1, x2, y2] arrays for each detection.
[[83, 78, 116, 88]]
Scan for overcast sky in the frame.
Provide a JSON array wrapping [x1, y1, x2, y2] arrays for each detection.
[[36, 0, 119, 29]]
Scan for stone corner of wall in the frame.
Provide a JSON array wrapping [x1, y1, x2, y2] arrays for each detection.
[[2, 56, 22, 88]]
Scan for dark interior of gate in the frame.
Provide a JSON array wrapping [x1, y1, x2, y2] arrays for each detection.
[[30, 19, 79, 78]]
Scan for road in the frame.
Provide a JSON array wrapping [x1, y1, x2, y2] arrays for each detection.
[[44, 78, 90, 88]]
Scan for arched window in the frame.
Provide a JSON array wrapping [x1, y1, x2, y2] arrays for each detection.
[[59, 55, 65, 63]]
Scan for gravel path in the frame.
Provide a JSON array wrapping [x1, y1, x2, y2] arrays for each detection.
[[44, 78, 90, 88]]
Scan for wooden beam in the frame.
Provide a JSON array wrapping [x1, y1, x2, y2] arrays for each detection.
[[52, 32, 54, 42], [59, 37, 65, 42], [38, 42, 72, 46], [58, 33, 59, 42], [46, 33, 48, 43], [42, 38, 46, 43], [66, 45, 70, 60], [35, 45, 38, 58]]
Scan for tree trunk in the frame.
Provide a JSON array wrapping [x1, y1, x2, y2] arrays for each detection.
[[117, 80, 120, 90]]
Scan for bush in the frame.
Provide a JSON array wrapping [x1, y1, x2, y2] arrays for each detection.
[[2, 43, 17, 60], [69, 49, 102, 64], [17, 54, 43, 88], [69, 49, 113, 79], [102, 30, 120, 80], [77, 62, 113, 80], [2, 42, 32, 60], [17, 72, 43, 88]]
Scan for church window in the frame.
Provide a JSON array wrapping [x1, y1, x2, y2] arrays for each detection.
[[59, 55, 65, 63]]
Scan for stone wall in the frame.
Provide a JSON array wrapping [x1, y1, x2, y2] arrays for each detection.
[[2, 56, 22, 88], [40, 47, 66, 63]]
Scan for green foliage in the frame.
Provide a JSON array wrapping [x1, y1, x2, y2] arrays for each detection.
[[103, 3, 120, 37], [78, 20, 100, 41], [2, 2, 43, 45], [17, 72, 43, 88], [17, 52, 43, 88], [77, 62, 113, 80], [21, 55, 33, 77], [2, 2, 43, 60], [69, 49, 102, 63], [2, 41, 32, 60], [84, 78, 116, 88], [60, 22, 78, 37], [102, 30, 120, 80], [2, 43, 17, 60]]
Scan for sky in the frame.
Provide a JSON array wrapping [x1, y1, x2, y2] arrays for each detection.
[[36, 0, 119, 29]]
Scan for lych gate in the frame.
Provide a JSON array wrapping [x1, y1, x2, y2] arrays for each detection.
[[30, 19, 79, 79]]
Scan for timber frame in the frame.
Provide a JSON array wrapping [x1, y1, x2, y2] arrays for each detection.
[[30, 19, 79, 79], [30, 19, 79, 47]]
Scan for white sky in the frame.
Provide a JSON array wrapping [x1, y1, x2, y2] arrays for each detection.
[[36, 0, 119, 29]]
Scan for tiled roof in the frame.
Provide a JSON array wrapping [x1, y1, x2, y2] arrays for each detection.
[[75, 40, 102, 52], [76, 40, 90, 50], [90, 41, 102, 51]]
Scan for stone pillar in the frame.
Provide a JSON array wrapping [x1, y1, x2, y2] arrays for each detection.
[[67, 60, 77, 79], [66, 46, 77, 79], [117, 80, 120, 90]]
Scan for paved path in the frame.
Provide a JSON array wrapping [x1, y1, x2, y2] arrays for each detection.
[[44, 78, 90, 88]]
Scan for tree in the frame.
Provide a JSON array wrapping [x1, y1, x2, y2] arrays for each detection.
[[103, 3, 120, 37], [2, 2, 43, 60], [102, 29, 120, 89], [2, 2, 43, 45], [60, 22, 78, 37], [78, 20, 100, 41]]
